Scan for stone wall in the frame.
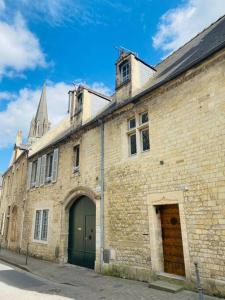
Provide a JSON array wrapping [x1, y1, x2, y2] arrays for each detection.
[[0, 152, 27, 251], [22, 127, 102, 267], [103, 50, 225, 295]]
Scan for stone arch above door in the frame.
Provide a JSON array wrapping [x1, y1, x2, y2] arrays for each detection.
[[62, 186, 100, 211]]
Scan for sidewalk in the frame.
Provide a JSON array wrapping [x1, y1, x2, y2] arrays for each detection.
[[0, 248, 222, 300]]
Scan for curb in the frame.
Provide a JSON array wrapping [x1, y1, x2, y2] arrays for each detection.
[[0, 256, 31, 273]]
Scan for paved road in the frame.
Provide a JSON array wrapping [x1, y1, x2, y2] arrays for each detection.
[[0, 260, 221, 300], [0, 262, 74, 300]]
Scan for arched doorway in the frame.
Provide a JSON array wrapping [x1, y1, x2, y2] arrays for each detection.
[[68, 196, 96, 269]]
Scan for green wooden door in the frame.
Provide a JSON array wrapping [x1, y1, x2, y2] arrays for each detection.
[[68, 196, 96, 269]]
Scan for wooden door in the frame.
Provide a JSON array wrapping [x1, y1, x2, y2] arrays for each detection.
[[160, 204, 185, 276], [68, 196, 96, 269]]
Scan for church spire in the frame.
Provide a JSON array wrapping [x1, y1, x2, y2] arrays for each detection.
[[28, 82, 50, 145]]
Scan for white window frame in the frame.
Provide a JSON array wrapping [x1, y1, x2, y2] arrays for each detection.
[[128, 133, 137, 156], [33, 209, 49, 243], [120, 61, 130, 83], [31, 160, 38, 188], [128, 117, 136, 130], [140, 127, 150, 152], [127, 111, 150, 156], [45, 152, 54, 183], [139, 111, 149, 125]]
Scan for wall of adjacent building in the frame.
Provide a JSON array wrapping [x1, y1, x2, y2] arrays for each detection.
[[22, 126, 102, 267], [0, 152, 27, 251]]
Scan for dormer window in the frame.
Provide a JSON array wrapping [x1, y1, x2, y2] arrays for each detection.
[[120, 60, 130, 83]]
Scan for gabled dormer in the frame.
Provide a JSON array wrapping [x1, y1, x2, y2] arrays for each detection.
[[69, 85, 112, 126], [115, 50, 156, 103]]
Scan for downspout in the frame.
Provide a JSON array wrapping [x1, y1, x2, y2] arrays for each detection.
[[99, 119, 105, 272], [19, 150, 29, 252]]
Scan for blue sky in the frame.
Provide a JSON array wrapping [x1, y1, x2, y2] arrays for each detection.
[[0, 0, 225, 173]]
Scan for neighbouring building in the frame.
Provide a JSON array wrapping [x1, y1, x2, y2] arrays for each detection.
[[0, 16, 225, 296]]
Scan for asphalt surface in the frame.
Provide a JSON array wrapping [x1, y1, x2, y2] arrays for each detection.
[[0, 262, 74, 300]]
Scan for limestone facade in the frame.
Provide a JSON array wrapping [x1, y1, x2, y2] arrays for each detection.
[[0, 20, 225, 296], [0, 151, 27, 251]]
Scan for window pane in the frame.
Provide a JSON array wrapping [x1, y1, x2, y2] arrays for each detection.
[[77, 94, 83, 113], [141, 129, 150, 151], [129, 134, 137, 155], [34, 210, 41, 240], [120, 62, 130, 82], [140, 112, 148, 124], [41, 210, 49, 241], [128, 118, 136, 130], [46, 153, 53, 178], [31, 161, 37, 185], [74, 145, 80, 168]]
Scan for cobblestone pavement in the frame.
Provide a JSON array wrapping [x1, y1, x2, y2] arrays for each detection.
[[0, 248, 221, 300]]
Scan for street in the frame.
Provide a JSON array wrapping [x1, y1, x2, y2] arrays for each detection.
[[0, 262, 74, 300], [0, 260, 222, 300]]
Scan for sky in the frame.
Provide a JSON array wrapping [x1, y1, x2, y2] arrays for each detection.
[[0, 0, 225, 173]]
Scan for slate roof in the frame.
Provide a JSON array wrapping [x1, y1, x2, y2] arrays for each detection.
[[29, 15, 225, 156]]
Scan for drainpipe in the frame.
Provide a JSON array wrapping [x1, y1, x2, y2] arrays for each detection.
[[99, 119, 105, 272]]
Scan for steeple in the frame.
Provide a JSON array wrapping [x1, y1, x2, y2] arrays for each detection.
[[28, 82, 50, 145]]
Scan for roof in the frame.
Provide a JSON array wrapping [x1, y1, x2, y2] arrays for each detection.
[[29, 15, 225, 156], [150, 14, 225, 90]]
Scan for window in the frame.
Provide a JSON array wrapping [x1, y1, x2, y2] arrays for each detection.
[[141, 128, 150, 151], [140, 112, 149, 125], [31, 160, 38, 187], [73, 145, 80, 172], [128, 118, 136, 130], [46, 152, 53, 181], [41, 210, 48, 241], [120, 61, 130, 83], [129, 133, 137, 155], [76, 93, 83, 113], [128, 117, 137, 155], [34, 210, 41, 240], [34, 209, 49, 241], [127, 112, 150, 156]]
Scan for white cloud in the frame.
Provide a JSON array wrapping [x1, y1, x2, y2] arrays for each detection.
[[153, 0, 225, 54], [5, 0, 99, 26], [0, 82, 71, 148], [0, 13, 46, 78], [0, 91, 13, 101], [0, 0, 5, 12], [0, 81, 111, 148], [90, 82, 112, 96]]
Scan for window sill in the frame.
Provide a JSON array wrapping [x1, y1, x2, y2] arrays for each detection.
[[116, 79, 130, 90], [32, 239, 48, 245], [141, 149, 150, 154], [129, 153, 137, 158], [72, 169, 80, 177]]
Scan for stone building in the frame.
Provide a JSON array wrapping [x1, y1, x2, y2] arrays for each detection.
[[0, 16, 225, 296]]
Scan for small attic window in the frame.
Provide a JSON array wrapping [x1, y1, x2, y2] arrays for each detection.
[[120, 60, 130, 83], [76, 93, 83, 113]]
